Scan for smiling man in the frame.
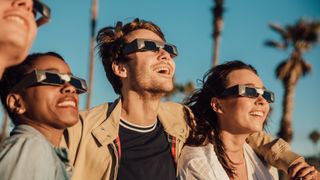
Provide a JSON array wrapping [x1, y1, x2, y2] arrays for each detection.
[[65, 18, 310, 180], [0, 0, 50, 79]]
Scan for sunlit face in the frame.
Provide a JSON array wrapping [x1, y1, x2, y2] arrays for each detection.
[[216, 69, 270, 134], [18, 55, 79, 129], [120, 29, 176, 95], [0, 0, 37, 69]]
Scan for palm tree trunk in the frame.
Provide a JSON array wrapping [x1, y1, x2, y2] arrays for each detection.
[[86, 0, 98, 109], [278, 75, 296, 143], [213, 33, 221, 67], [212, 0, 224, 67]]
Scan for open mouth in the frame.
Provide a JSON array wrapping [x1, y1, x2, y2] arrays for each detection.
[[57, 101, 76, 108], [57, 97, 78, 109], [249, 111, 264, 117], [154, 66, 171, 75]]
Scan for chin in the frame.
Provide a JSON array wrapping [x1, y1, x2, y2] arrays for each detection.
[[58, 113, 79, 128], [251, 125, 264, 132], [1, 44, 30, 67]]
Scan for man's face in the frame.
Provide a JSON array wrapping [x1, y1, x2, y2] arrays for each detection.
[[0, 0, 37, 68], [120, 29, 176, 96]]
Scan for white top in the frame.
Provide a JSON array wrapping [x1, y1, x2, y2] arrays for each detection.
[[178, 143, 278, 180]]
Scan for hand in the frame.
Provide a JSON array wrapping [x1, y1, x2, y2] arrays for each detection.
[[288, 158, 319, 180]]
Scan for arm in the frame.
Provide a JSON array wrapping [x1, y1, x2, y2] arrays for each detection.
[[246, 131, 302, 172]]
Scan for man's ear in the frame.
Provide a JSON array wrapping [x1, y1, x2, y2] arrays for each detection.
[[210, 97, 223, 114], [6, 93, 26, 115], [112, 61, 127, 78]]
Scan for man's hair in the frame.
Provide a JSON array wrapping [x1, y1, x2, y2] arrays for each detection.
[[183, 60, 258, 178], [0, 52, 65, 125], [96, 18, 165, 94]]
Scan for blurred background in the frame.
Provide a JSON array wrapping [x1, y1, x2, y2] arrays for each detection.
[[1, 0, 319, 164]]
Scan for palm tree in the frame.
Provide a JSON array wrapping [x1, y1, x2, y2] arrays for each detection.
[[212, 0, 225, 67], [309, 130, 320, 155], [86, 0, 98, 109], [265, 18, 320, 143]]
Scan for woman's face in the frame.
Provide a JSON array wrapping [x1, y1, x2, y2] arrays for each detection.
[[18, 55, 79, 129], [215, 69, 270, 134], [0, 0, 37, 68]]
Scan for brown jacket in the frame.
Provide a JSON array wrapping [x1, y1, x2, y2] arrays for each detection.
[[64, 98, 301, 180]]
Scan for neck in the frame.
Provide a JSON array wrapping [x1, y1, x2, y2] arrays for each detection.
[[121, 90, 162, 126], [220, 130, 247, 164], [22, 121, 64, 147]]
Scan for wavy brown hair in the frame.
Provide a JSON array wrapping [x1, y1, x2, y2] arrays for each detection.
[[96, 18, 165, 94], [184, 60, 258, 178]]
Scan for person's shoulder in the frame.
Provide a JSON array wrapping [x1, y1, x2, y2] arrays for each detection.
[[1, 126, 49, 149], [0, 134, 57, 179], [0, 128, 53, 157], [180, 145, 209, 168], [80, 103, 109, 119], [0, 128, 55, 169], [159, 101, 191, 117], [160, 101, 185, 108], [178, 144, 215, 178], [181, 144, 213, 160]]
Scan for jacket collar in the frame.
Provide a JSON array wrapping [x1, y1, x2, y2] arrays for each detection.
[[91, 98, 188, 146], [91, 98, 122, 146], [158, 102, 188, 142]]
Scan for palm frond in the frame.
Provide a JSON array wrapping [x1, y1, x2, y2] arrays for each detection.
[[265, 40, 286, 49], [300, 58, 312, 76]]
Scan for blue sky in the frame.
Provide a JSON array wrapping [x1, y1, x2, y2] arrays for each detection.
[[1, 0, 319, 156]]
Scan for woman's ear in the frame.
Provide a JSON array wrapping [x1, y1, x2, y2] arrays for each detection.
[[112, 61, 127, 78], [211, 97, 223, 114], [6, 93, 26, 115]]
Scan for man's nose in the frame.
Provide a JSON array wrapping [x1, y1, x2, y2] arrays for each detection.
[[158, 48, 173, 61]]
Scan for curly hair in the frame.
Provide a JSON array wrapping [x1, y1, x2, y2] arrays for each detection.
[[183, 60, 258, 178], [96, 18, 165, 94], [0, 52, 65, 125]]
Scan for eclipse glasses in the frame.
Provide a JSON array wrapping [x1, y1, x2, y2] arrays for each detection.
[[219, 84, 275, 103], [11, 70, 87, 94], [33, 0, 51, 26], [122, 38, 178, 57]]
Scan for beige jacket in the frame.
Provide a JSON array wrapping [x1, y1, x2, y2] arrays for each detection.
[[65, 99, 189, 180], [64, 98, 301, 180]]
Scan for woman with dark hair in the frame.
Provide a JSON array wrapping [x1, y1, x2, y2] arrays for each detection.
[[178, 60, 318, 180], [0, 52, 87, 180]]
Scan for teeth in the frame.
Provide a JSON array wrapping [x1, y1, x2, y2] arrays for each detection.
[[250, 111, 263, 117], [6, 16, 25, 25], [155, 67, 169, 74], [57, 101, 76, 108]]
